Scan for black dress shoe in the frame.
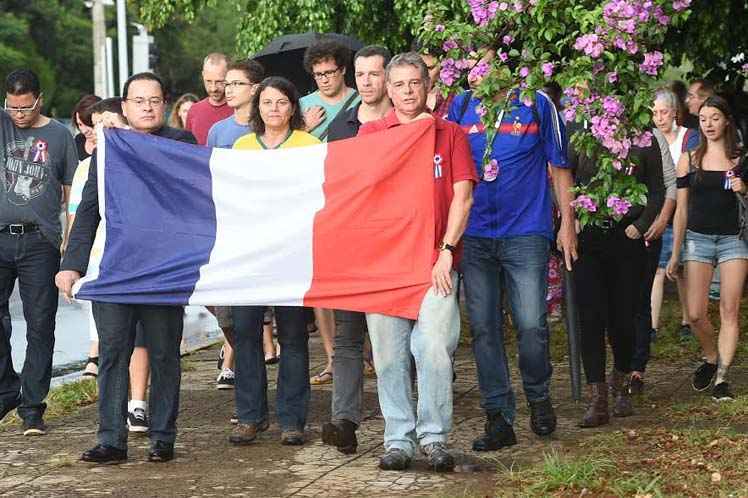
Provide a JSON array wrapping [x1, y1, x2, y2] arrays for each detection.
[[321, 419, 358, 454], [529, 398, 557, 436], [148, 441, 174, 462], [379, 448, 411, 471], [81, 444, 127, 464], [473, 411, 517, 451]]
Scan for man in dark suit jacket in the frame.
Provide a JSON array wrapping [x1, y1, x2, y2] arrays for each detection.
[[56, 72, 196, 464]]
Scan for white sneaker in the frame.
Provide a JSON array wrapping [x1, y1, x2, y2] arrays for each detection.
[[216, 368, 235, 390], [127, 408, 149, 433]]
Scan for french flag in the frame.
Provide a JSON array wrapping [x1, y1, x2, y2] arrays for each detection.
[[73, 120, 437, 319]]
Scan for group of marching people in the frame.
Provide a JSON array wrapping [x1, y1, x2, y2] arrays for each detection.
[[1, 36, 746, 473]]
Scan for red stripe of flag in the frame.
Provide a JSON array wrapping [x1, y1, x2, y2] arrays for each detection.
[[303, 120, 436, 319]]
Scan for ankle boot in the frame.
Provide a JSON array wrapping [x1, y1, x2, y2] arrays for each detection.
[[610, 369, 633, 417], [579, 382, 609, 428]]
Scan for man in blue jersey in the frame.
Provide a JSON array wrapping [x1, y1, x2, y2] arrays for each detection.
[[448, 61, 577, 450]]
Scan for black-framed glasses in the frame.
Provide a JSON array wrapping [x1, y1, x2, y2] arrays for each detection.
[[125, 97, 165, 108], [224, 81, 254, 89], [312, 67, 341, 80], [4, 94, 42, 114]]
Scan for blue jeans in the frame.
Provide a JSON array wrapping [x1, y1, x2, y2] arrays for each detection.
[[92, 303, 184, 450], [0, 230, 59, 423], [366, 272, 460, 458], [462, 235, 551, 425], [232, 306, 309, 431]]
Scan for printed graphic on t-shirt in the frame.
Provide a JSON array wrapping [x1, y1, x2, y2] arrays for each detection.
[[4, 136, 50, 205]]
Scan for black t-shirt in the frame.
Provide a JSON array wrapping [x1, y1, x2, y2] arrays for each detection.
[[683, 161, 747, 235]]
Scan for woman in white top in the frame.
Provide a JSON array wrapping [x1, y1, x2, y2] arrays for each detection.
[[648, 88, 691, 345]]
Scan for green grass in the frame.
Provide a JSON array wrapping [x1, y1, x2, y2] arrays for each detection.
[[518, 450, 616, 495], [0, 378, 98, 430]]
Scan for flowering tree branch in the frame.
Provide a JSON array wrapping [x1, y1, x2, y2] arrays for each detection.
[[419, 0, 692, 227]]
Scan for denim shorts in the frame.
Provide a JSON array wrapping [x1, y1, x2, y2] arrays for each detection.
[[658, 225, 677, 268], [682, 229, 748, 266]]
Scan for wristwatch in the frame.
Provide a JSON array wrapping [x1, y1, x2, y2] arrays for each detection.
[[438, 241, 456, 253]]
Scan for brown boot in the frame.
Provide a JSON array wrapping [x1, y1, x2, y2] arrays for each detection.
[[610, 369, 634, 417], [579, 383, 609, 428]]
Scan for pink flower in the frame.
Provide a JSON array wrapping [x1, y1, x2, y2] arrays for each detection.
[[607, 71, 618, 83], [639, 51, 663, 76], [672, 0, 691, 11], [434, 24, 445, 32], [519, 66, 530, 78], [633, 131, 653, 147], [476, 104, 487, 117], [513, 1, 525, 12], [469, 61, 490, 81], [542, 62, 554, 78], [571, 195, 598, 213], [442, 39, 458, 51], [502, 34, 514, 45], [606, 195, 632, 216], [574, 34, 604, 58], [439, 58, 461, 86], [498, 51, 509, 62], [499, 2, 509, 10], [602, 96, 624, 117]]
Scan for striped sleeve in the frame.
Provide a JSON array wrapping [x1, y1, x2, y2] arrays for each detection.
[[653, 129, 676, 200], [536, 90, 568, 168]]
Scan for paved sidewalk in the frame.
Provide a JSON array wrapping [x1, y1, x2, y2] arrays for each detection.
[[0, 334, 702, 497]]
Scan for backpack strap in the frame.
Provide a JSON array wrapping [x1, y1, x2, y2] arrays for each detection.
[[317, 91, 359, 142]]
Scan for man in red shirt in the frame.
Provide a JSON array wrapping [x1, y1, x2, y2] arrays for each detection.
[[186, 53, 233, 145], [358, 52, 476, 473]]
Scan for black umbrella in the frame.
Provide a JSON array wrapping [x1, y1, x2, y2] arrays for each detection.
[[252, 32, 364, 96]]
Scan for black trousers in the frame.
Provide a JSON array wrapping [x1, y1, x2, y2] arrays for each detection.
[[92, 303, 184, 449], [573, 226, 647, 384], [631, 238, 662, 372]]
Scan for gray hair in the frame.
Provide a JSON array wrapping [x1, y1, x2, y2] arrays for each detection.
[[203, 52, 228, 68], [653, 87, 678, 110], [386, 52, 431, 88]]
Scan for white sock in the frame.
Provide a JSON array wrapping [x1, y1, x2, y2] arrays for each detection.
[[715, 359, 729, 385], [128, 399, 147, 413]]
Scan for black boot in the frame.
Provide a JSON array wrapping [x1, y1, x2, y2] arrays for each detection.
[[321, 419, 358, 454], [529, 398, 557, 436], [472, 411, 517, 451]]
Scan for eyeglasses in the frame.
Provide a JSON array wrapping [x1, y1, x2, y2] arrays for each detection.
[[312, 68, 341, 80], [125, 97, 165, 108], [4, 94, 42, 114], [225, 81, 254, 89]]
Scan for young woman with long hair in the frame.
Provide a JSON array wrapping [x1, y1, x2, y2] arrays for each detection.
[[667, 95, 748, 401]]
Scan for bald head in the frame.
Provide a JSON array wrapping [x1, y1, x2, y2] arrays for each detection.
[[202, 53, 228, 105]]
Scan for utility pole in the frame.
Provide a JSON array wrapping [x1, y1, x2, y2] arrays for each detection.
[[91, 0, 106, 97], [116, 0, 129, 95]]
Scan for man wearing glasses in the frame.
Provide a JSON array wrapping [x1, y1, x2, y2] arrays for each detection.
[[186, 53, 233, 145], [207, 60, 265, 148], [205, 59, 265, 395], [300, 41, 360, 142], [0, 69, 77, 436], [57, 72, 196, 464]]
